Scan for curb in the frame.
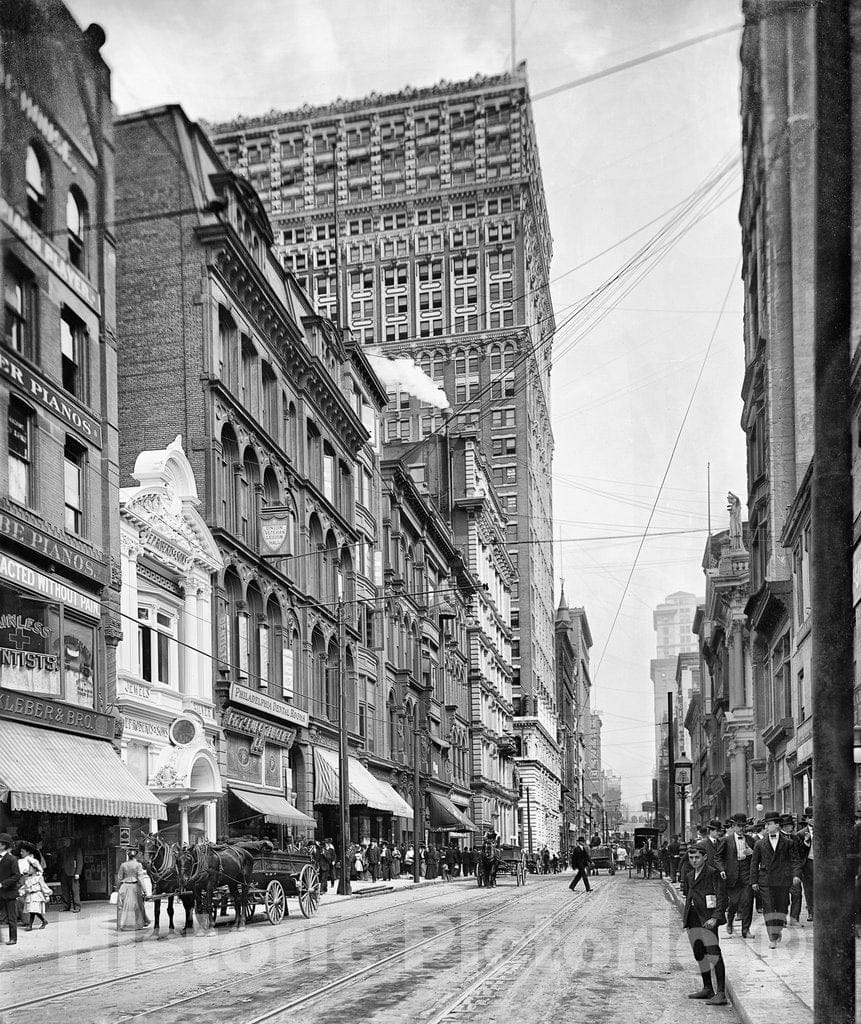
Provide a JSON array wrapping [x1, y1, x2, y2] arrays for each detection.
[[662, 879, 811, 1024]]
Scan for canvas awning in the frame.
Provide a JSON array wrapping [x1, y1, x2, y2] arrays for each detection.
[[0, 720, 166, 819], [313, 747, 413, 818], [428, 792, 477, 832], [230, 787, 316, 827]]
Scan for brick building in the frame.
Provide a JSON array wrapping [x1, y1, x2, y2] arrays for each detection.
[[206, 65, 561, 847], [114, 104, 413, 846], [0, 0, 163, 895]]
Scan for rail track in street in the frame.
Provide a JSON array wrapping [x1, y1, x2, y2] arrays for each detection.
[[4, 876, 562, 1023]]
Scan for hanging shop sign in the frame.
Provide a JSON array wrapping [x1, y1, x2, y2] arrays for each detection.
[[258, 506, 292, 557], [222, 707, 298, 747]]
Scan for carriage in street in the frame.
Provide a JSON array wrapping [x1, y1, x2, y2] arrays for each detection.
[[213, 846, 321, 924], [476, 842, 527, 887]]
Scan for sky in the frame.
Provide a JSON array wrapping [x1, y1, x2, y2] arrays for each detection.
[[65, 0, 747, 810]]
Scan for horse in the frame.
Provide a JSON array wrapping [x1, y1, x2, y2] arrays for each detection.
[[178, 839, 273, 931], [476, 838, 500, 888], [139, 834, 195, 938]]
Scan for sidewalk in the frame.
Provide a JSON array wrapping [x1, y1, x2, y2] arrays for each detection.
[[663, 878, 860, 1024], [0, 872, 473, 971]]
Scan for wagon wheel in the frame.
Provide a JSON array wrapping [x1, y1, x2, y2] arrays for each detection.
[[240, 892, 257, 924], [298, 864, 320, 918], [264, 880, 286, 925]]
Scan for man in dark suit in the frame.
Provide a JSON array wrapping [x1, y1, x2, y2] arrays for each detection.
[[751, 810, 803, 948], [702, 819, 722, 868], [793, 817, 814, 922], [716, 812, 757, 938], [568, 836, 592, 893], [0, 834, 21, 945], [681, 840, 728, 1005]]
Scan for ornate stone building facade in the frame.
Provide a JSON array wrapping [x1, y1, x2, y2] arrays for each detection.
[[207, 66, 560, 846], [118, 438, 223, 842], [691, 517, 753, 826]]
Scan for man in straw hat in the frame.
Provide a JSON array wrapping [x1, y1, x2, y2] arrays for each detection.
[[680, 840, 728, 1005], [750, 810, 803, 949]]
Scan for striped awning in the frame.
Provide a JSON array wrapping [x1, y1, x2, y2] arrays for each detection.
[[0, 720, 166, 819], [313, 747, 413, 819], [428, 792, 477, 832], [230, 787, 316, 827]]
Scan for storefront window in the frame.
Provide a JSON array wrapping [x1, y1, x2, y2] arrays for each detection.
[[63, 615, 96, 708], [0, 587, 61, 697]]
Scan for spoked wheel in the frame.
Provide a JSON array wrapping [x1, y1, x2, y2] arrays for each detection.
[[240, 893, 257, 924], [265, 880, 286, 924], [298, 864, 320, 917]]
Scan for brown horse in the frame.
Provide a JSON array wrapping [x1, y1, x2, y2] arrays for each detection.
[[178, 840, 272, 931]]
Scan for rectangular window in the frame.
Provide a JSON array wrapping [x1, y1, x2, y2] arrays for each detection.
[[63, 439, 84, 535], [4, 265, 34, 358], [60, 309, 87, 400], [8, 398, 33, 506]]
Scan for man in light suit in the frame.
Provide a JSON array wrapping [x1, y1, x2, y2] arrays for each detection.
[[716, 812, 757, 938], [751, 810, 803, 948], [681, 841, 728, 1005]]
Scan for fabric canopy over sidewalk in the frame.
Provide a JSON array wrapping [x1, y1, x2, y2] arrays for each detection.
[[230, 786, 316, 826], [313, 747, 413, 818], [0, 720, 166, 819], [428, 792, 477, 831]]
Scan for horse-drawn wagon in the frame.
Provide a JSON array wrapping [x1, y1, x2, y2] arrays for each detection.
[[142, 835, 321, 932], [476, 841, 527, 887], [241, 848, 321, 923]]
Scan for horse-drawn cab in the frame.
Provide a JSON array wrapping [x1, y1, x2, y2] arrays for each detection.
[[476, 838, 527, 887]]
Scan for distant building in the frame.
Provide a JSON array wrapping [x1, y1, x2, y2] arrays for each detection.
[[651, 591, 701, 821]]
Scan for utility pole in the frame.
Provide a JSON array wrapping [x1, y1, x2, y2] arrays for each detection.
[[336, 600, 351, 895], [413, 702, 421, 883], [652, 777, 658, 831], [667, 691, 675, 838], [526, 785, 533, 856], [811, 4, 855, 1022]]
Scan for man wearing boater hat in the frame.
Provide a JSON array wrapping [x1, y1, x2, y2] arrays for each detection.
[[716, 813, 757, 938], [751, 810, 803, 949], [681, 840, 728, 1005]]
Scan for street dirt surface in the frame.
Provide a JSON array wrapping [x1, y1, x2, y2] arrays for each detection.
[[0, 874, 739, 1023]]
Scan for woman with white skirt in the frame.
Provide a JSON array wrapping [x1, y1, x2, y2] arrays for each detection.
[[115, 849, 150, 931]]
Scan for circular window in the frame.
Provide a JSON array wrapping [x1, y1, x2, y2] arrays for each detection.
[[169, 717, 197, 747]]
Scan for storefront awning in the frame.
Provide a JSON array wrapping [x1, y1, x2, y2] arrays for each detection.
[[230, 787, 316, 826], [313, 747, 413, 819], [0, 720, 166, 819], [428, 792, 477, 832]]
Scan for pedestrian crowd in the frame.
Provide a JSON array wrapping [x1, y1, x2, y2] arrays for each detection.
[[674, 808, 817, 1009], [0, 831, 73, 946]]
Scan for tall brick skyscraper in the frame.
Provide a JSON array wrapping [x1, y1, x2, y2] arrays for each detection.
[[208, 65, 561, 848]]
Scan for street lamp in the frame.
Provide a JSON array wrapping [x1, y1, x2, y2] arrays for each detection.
[[674, 751, 692, 840]]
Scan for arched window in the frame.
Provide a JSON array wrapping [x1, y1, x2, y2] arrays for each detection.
[[241, 448, 260, 547], [246, 583, 264, 684], [326, 636, 339, 719], [219, 427, 240, 531], [387, 691, 398, 760], [489, 344, 502, 372], [262, 467, 280, 507], [25, 146, 47, 231], [66, 189, 87, 270], [311, 627, 326, 717], [265, 595, 283, 691], [503, 342, 516, 369], [325, 529, 338, 602], [308, 514, 324, 598], [432, 350, 446, 380], [224, 568, 244, 677]]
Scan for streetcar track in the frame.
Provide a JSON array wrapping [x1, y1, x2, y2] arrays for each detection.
[[242, 883, 586, 1024], [427, 886, 597, 1023], [4, 876, 558, 1017]]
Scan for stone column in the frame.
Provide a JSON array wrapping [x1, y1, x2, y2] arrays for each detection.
[[204, 801, 216, 842], [181, 576, 198, 696], [180, 804, 190, 846], [730, 622, 745, 710], [729, 739, 748, 815]]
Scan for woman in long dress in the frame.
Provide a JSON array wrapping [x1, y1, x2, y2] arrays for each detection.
[[18, 842, 49, 929], [115, 849, 150, 931]]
